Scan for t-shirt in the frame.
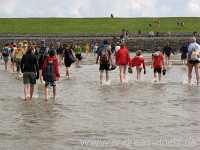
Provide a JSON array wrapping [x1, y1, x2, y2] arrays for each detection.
[[153, 53, 164, 68], [131, 55, 145, 68], [163, 46, 173, 56], [180, 44, 188, 54], [15, 48, 24, 59], [21, 52, 39, 73], [116, 47, 130, 65], [188, 42, 200, 57], [2, 47, 10, 57], [75, 47, 82, 54]]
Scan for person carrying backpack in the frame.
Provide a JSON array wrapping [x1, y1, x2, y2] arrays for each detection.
[[38, 40, 49, 83], [187, 37, 200, 85], [42, 49, 60, 101], [2, 43, 11, 71], [96, 40, 112, 85]]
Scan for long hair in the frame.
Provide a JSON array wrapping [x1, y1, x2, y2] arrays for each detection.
[[26, 46, 33, 55]]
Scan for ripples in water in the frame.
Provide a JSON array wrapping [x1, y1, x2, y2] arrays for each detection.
[[0, 63, 200, 150]]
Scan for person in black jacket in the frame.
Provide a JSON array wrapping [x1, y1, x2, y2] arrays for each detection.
[[180, 42, 189, 65], [163, 43, 175, 66], [21, 47, 39, 101]]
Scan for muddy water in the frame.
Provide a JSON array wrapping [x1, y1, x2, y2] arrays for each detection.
[[0, 60, 200, 150]]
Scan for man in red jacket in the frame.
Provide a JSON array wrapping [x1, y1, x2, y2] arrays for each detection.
[[42, 49, 60, 101]]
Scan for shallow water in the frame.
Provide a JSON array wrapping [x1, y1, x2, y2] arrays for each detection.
[[0, 59, 200, 150]]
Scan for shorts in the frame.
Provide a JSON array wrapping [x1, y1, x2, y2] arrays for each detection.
[[136, 66, 142, 72], [75, 54, 82, 60], [11, 57, 15, 63], [23, 72, 36, 85], [181, 53, 187, 60], [188, 60, 200, 65], [3, 56, 9, 63], [45, 81, 56, 87], [64, 59, 72, 67], [154, 68, 162, 74], [99, 63, 110, 71]]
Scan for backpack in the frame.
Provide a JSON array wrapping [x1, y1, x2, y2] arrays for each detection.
[[44, 59, 55, 82], [190, 49, 200, 61], [39, 46, 48, 59], [2, 47, 10, 57], [100, 47, 110, 64]]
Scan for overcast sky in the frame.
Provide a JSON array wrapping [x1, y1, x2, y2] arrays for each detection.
[[0, 0, 200, 18]]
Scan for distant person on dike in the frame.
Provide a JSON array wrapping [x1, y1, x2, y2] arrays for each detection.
[[187, 37, 200, 85], [21, 47, 39, 101], [42, 49, 60, 101], [96, 40, 112, 85], [2, 43, 11, 71], [163, 43, 175, 66], [130, 50, 146, 80], [152, 50, 166, 82], [116, 43, 130, 83], [64, 44, 76, 79], [180, 42, 189, 65], [74, 44, 83, 67]]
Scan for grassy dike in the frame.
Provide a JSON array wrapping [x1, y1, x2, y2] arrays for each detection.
[[0, 17, 199, 33]]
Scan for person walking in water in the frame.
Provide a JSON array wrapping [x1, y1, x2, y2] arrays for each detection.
[[42, 49, 60, 101], [21, 47, 39, 101], [116, 43, 130, 83], [64, 44, 75, 79], [2, 43, 11, 71], [74, 44, 82, 67], [15, 43, 24, 79], [96, 40, 112, 85], [180, 41, 189, 65], [187, 37, 200, 85], [130, 50, 146, 80], [163, 42, 175, 66], [152, 49, 165, 82], [38, 40, 48, 83]]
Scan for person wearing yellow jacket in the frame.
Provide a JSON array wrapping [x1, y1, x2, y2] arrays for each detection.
[[15, 43, 24, 79]]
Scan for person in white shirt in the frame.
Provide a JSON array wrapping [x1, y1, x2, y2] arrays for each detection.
[[187, 37, 200, 85]]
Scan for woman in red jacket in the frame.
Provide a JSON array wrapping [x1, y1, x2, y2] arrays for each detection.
[[42, 49, 60, 101], [116, 43, 130, 83]]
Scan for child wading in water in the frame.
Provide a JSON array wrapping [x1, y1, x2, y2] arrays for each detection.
[[42, 49, 60, 101], [152, 50, 166, 82], [130, 50, 146, 80], [96, 40, 112, 85], [116, 43, 130, 83]]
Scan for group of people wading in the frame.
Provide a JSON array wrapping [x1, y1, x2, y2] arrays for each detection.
[[0, 37, 200, 101]]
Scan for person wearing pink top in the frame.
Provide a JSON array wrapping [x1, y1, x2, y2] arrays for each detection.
[[116, 43, 130, 83]]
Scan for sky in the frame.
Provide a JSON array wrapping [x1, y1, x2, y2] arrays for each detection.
[[0, 0, 200, 18]]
